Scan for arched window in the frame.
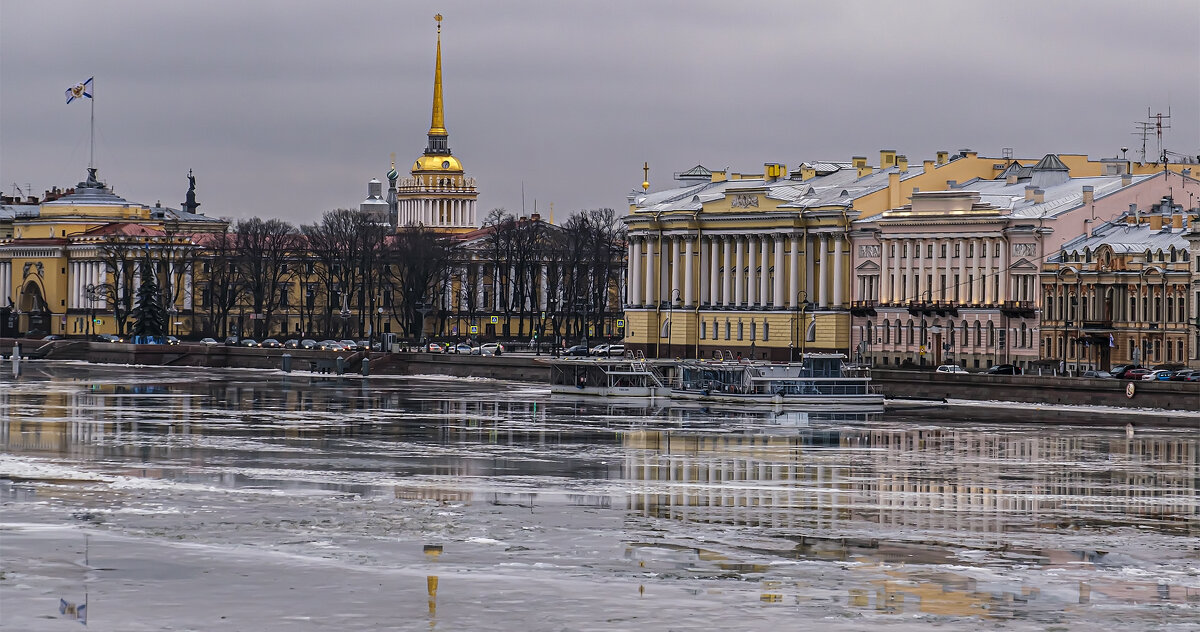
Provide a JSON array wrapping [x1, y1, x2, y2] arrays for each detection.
[[724, 319, 731, 340], [895, 321, 902, 345], [1020, 322, 1028, 348], [920, 319, 928, 345], [737, 321, 744, 341], [660, 319, 670, 339], [713, 318, 719, 340], [906, 321, 915, 345], [974, 322, 982, 346]]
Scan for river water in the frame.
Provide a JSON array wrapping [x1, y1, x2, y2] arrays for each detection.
[[1, 362, 1197, 631]]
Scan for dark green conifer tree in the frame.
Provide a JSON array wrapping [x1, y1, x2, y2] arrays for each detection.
[[131, 257, 167, 339]]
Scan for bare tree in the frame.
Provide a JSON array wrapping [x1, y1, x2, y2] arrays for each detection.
[[197, 230, 245, 338], [233, 217, 298, 338], [96, 239, 139, 337], [382, 225, 452, 340]]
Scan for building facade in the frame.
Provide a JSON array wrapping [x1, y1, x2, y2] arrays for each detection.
[[1042, 197, 1195, 373], [850, 158, 1195, 371]]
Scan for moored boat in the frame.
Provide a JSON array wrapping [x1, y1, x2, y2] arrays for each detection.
[[548, 357, 668, 398], [669, 353, 883, 408]]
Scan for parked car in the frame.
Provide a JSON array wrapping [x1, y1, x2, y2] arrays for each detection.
[[283, 339, 300, 349], [424, 342, 444, 353], [164, 336, 180, 345], [317, 340, 345, 352], [356, 340, 371, 351], [935, 364, 968, 374], [41, 334, 62, 341], [1081, 370, 1114, 379], [224, 337, 239, 346], [299, 339, 318, 350], [453, 343, 473, 354], [339, 340, 359, 351], [1169, 369, 1197, 382], [1113, 366, 1145, 379], [1142, 369, 1173, 381], [606, 344, 626, 357], [589, 344, 611, 356], [480, 342, 504, 356], [985, 364, 1022, 375], [1122, 368, 1152, 380], [199, 337, 219, 346], [239, 339, 261, 348], [260, 338, 282, 348], [94, 334, 123, 343], [565, 344, 589, 357]]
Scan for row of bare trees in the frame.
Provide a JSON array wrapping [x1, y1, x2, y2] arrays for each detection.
[[91, 207, 625, 342]]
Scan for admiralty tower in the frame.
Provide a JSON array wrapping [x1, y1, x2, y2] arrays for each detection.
[[394, 14, 479, 234]]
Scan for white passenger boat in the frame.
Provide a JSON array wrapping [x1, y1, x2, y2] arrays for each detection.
[[669, 353, 883, 408], [548, 357, 668, 398]]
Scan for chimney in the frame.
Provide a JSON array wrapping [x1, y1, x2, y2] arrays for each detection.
[[880, 149, 896, 168], [1033, 188, 1045, 204], [896, 155, 908, 172], [530, 213, 541, 222], [1025, 185, 1037, 201], [851, 156, 867, 168], [1121, 173, 1132, 186], [1172, 212, 1183, 229], [923, 159, 935, 172], [857, 164, 873, 178], [888, 172, 901, 209], [936, 150, 949, 165], [1006, 174, 1018, 184], [1149, 213, 1163, 231], [1082, 186, 1094, 205]]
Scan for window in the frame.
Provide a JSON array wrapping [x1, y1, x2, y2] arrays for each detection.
[[750, 321, 756, 341], [883, 320, 890, 343], [737, 321, 744, 341], [713, 318, 719, 340], [974, 322, 982, 346], [987, 322, 995, 347], [927, 244, 934, 258], [968, 243, 975, 257], [954, 243, 960, 257], [700, 320, 706, 339], [906, 321, 914, 345], [763, 322, 769, 341], [725, 320, 731, 340], [661, 319, 670, 339], [941, 243, 947, 257]]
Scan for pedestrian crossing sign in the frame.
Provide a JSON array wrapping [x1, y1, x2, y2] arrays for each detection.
[[616, 319, 625, 328], [470, 325, 478, 334], [489, 316, 498, 324]]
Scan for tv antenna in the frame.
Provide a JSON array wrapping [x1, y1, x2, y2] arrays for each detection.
[[1133, 107, 1171, 163]]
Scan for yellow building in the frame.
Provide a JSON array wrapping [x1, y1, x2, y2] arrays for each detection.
[[623, 150, 1023, 359], [0, 169, 225, 338]]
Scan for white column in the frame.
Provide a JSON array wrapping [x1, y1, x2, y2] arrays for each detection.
[[629, 238, 642, 305], [957, 239, 967, 304], [734, 237, 745, 306], [805, 235, 815, 303], [983, 239, 994, 305], [670, 236, 681, 304], [970, 238, 981, 304], [746, 237, 758, 307], [788, 236, 800, 308], [879, 238, 889, 304], [997, 237, 1007, 303], [832, 234, 844, 308], [818, 234, 829, 308], [891, 240, 902, 304], [720, 237, 732, 306], [915, 239, 926, 302], [904, 240, 916, 304], [709, 236, 720, 306], [773, 236, 785, 309], [683, 237, 695, 307], [644, 238, 657, 306], [759, 236, 770, 307]]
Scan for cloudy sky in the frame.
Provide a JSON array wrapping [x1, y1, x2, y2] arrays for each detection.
[[2, 0, 1197, 225]]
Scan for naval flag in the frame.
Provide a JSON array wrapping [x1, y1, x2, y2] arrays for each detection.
[[65, 77, 93, 104]]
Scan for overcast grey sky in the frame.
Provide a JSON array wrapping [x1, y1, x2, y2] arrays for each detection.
[[2, 0, 1198, 225]]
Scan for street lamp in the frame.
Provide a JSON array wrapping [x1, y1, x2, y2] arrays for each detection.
[[547, 296, 559, 356], [84, 283, 99, 339], [375, 306, 383, 351], [667, 288, 680, 359], [167, 305, 178, 339], [792, 290, 810, 362], [415, 301, 434, 348]]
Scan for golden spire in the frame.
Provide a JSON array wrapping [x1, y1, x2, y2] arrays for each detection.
[[642, 162, 650, 191], [428, 14, 447, 136]]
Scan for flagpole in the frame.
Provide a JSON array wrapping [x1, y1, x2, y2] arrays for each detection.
[[89, 78, 95, 169]]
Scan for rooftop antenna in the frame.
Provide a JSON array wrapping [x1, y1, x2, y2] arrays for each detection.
[[1133, 120, 1154, 163], [1151, 106, 1171, 163]]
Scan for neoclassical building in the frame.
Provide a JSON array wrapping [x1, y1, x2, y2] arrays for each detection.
[[0, 169, 225, 338], [394, 15, 479, 234], [850, 158, 1196, 371], [1043, 197, 1194, 373], [623, 150, 1034, 360]]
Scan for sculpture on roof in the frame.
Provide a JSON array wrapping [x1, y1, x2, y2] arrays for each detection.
[[183, 169, 201, 215]]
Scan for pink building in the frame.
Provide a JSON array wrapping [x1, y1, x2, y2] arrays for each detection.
[[848, 154, 1196, 372]]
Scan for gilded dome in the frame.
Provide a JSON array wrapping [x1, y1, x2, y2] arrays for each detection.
[[413, 154, 463, 173]]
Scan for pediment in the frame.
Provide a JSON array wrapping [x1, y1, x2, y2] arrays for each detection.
[[855, 260, 880, 271], [1010, 257, 1039, 271]]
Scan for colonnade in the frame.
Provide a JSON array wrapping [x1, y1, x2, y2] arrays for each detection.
[[878, 236, 1008, 306], [626, 232, 846, 310], [69, 261, 105, 308], [397, 197, 477, 228], [0, 261, 9, 306]]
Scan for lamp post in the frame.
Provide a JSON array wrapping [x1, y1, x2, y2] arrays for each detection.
[[667, 289, 680, 359], [84, 283, 98, 339], [415, 301, 433, 349], [547, 296, 558, 356], [167, 305, 178, 339], [575, 299, 590, 353], [375, 306, 383, 351], [792, 290, 809, 362]]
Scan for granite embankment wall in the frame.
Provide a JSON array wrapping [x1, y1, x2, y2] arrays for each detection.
[[4, 337, 1196, 414], [872, 369, 1197, 413]]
